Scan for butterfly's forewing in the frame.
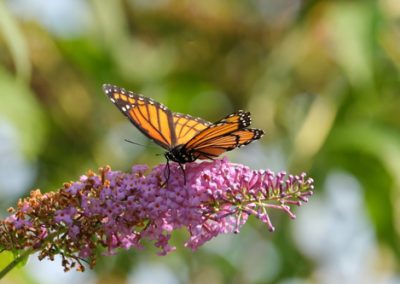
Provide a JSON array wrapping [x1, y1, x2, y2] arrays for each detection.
[[103, 84, 175, 149], [193, 128, 264, 160], [184, 110, 251, 149]]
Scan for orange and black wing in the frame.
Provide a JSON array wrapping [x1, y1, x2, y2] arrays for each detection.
[[184, 111, 264, 159], [184, 110, 252, 149], [193, 128, 264, 160], [172, 113, 212, 146], [103, 84, 176, 149]]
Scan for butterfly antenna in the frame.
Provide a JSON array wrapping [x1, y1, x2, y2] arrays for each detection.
[[124, 139, 146, 147], [125, 139, 166, 163], [125, 139, 165, 154]]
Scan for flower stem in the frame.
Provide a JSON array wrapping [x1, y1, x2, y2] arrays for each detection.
[[0, 249, 34, 280]]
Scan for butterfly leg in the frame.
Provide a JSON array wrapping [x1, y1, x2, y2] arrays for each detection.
[[178, 163, 186, 185], [161, 157, 170, 187]]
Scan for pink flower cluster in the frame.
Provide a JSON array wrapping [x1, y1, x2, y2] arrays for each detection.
[[0, 158, 314, 271]]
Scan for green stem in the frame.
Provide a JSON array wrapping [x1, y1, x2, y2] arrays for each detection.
[[0, 249, 34, 280]]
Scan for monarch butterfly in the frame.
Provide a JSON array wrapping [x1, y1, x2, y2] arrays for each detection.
[[103, 84, 264, 183]]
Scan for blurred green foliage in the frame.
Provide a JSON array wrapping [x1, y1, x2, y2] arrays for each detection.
[[1, 0, 400, 283]]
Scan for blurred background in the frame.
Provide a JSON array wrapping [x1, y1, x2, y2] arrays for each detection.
[[0, 0, 400, 283]]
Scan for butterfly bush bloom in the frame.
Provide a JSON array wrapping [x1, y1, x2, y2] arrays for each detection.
[[0, 158, 314, 272]]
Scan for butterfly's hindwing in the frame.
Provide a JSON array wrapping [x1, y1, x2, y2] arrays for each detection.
[[172, 113, 212, 146]]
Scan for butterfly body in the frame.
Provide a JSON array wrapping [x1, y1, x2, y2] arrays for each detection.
[[165, 144, 197, 164], [103, 84, 264, 167]]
